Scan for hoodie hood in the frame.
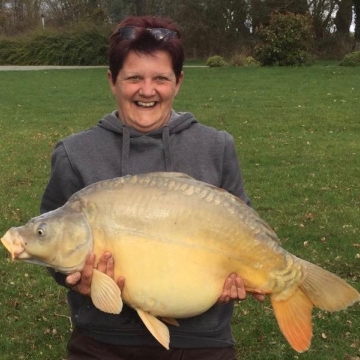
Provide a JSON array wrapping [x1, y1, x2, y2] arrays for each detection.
[[97, 110, 198, 176]]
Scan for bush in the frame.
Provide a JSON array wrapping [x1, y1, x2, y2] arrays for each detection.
[[229, 53, 261, 67], [255, 12, 315, 66], [339, 50, 360, 66], [0, 38, 19, 63], [228, 52, 247, 67], [314, 34, 355, 60], [0, 28, 110, 65], [244, 56, 261, 67], [206, 55, 229, 67]]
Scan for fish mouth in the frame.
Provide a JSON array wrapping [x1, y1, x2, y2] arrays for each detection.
[[1, 228, 28, 260]]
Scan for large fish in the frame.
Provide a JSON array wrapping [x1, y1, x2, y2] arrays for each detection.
[[1, 172, 359, 352]]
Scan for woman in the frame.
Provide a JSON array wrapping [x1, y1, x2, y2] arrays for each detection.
[[41, 15, 263, 360]]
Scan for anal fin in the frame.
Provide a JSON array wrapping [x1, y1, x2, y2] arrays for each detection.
[[91, 269, 123, 314], [136, 309, 170, 349], [161, 317, 180, 327], [271, 288, 313, 353]]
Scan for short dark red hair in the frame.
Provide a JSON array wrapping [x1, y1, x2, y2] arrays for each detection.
[[108, 16, 184, 84]]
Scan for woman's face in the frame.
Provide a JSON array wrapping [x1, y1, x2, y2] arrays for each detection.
[[108, 50, 183, 133]]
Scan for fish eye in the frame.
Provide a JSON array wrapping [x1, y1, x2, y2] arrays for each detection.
[[36, 223, 46, 237]]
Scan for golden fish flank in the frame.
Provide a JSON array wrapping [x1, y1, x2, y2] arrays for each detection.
[[1, 172, 359, 352]]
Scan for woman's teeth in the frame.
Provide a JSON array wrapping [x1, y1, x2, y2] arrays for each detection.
[[136, 101, 156, 108]]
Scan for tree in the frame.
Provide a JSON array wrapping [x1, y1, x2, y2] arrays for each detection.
[[251, 0, 309, 33], [334, 0, 353, 33], [42, 0, 107, 26], [0, 1, 10, 32], [286, 0, 309, 14], [309, 0, 339, 37], [251, 0, 267, 30], [103, 0, 133, 22], [1, 0, 43, 34], [173, 0, 251, 57], [354, 0, 360, 46]]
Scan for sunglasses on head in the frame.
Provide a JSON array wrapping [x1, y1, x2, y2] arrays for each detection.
[[117, 26, 179, 41]]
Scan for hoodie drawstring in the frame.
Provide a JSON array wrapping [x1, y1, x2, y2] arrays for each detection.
[[121, 126, 130, 176], [121, 124, 174, 175], [162, 126, 174, 172]]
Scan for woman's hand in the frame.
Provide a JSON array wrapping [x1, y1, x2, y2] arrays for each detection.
[[218, 273, 265, 303], [65, 252, 125, 295]]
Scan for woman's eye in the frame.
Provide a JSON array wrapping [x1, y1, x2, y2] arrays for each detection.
[[156, 76, 167, 82], [128, 76, 141, 81]]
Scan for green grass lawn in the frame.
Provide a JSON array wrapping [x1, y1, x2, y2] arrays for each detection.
[[0, 63, 359, 359]]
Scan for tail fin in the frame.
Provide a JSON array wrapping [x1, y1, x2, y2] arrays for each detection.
[[271, 288, 313, 353], [299, 259, 360, 311], [271, 258, 360, 353]]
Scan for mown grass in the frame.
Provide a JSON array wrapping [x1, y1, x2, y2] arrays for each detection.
[[0, 63, 359, 359]]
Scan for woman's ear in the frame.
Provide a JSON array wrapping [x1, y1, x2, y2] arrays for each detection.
[[175, 71, 184, 95], [107, 70, 116, 94]]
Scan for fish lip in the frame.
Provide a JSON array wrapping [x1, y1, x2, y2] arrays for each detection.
[[1, 228, 27, 260]]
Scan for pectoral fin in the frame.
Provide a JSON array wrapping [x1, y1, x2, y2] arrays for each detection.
[[91, 269, 123, 314], [136, 309, 170, 349]]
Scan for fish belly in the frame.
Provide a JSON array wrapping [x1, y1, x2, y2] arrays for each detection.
[[104, 233, 231, 318]]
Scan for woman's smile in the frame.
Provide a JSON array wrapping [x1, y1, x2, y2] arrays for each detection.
[[135, 101, 156, 108]]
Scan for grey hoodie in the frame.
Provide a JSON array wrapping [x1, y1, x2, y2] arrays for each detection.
[[40, 110, 250, 348]]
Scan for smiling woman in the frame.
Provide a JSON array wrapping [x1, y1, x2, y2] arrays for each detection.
[[106, 18, 185, 133], [39, 15, 256, 360]]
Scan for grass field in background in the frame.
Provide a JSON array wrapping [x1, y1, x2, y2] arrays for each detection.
[[0, 63, 359, 359]]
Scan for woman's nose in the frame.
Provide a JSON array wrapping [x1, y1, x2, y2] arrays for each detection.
[[138, 79, 156, 97]]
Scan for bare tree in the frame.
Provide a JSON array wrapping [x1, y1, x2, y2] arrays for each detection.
[[0, 1, 10, 31], [308, 0, 337, 37], [1, 0, 43, 33], [42, 0, 106, 26], [173, 0, 251, 57]]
